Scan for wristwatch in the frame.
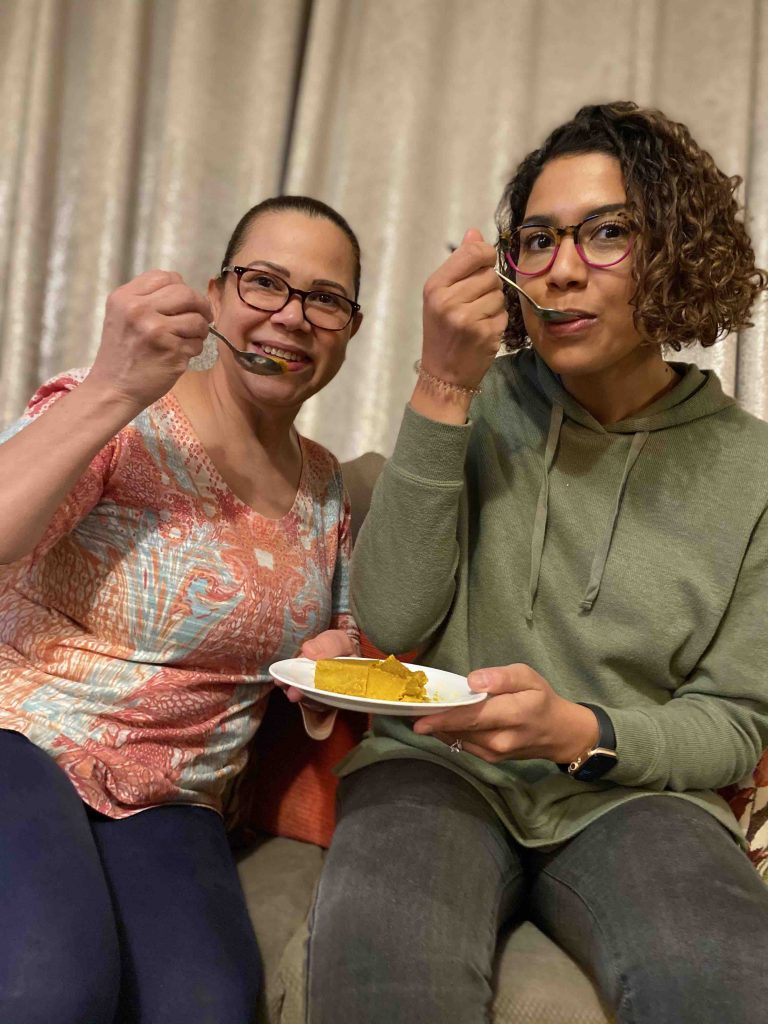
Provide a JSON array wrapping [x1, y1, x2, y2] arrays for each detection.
[[558, 703, 618, 782]]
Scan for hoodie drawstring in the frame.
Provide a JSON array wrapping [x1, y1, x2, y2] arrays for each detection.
[[526, 403, 564, 621], [579, 429, 649, 612], [526, 406, 650, 620]]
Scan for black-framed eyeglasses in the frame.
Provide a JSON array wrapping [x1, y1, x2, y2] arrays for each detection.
[[221, 265, 360, 330], [498, 212, 636, 278]]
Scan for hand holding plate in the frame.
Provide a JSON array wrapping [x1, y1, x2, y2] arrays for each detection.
[[276, 630, 358, 711], [413, 663, 599, 764]]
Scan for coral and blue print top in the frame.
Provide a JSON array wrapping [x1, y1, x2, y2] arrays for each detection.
[[0, 370, 357, 817]]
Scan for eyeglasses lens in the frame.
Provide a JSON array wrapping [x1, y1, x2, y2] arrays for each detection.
[[238, 270, 353, 329], [506, 215, 633, 275]]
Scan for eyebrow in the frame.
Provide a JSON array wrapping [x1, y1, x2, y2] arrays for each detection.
[[521, 202, 627, 228], [244, 260, 350, 298]]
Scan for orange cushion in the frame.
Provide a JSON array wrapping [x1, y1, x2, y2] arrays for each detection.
[[228, 691, 366, 848], [227, 639, 418, 848]]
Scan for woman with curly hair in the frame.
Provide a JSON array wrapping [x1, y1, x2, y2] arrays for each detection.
[[307, 103, 768, 1023]]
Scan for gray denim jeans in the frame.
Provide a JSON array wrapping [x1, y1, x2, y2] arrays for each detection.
[[306, 759, 768, 1024]]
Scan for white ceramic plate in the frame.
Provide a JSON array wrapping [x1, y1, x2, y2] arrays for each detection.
[[268, 656, 487, 717]]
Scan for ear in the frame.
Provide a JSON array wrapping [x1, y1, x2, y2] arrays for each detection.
[[207, 276, 223, 323], [349, 310, 364, 339]]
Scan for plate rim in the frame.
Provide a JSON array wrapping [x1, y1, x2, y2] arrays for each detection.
[[268, 656, 486, 711]]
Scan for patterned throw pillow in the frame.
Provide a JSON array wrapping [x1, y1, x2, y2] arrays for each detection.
[[719, 749, 768, 881]]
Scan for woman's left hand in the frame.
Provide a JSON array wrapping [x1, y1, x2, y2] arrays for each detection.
[[277, 629, 359, 712], [412, 663, 599, 764]]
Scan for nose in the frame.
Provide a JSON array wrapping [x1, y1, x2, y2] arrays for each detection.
[[545, 235, 588, 291], [270, 295, 311, 331]]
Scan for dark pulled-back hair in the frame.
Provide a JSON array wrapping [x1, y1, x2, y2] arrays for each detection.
[[496, 101, 767, 351], [221, 195, 362, 299]]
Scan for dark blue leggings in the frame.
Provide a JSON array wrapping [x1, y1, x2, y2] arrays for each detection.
[[0, 730, 262, 1024]]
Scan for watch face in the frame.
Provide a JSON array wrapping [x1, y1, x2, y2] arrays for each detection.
[[572, 751, 618, 782]]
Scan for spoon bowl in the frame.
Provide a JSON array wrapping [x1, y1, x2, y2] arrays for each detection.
[[208, 324, 287, 375], [494, 269, 584, 324]]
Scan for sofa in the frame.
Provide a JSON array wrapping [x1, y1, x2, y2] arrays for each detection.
[[231, 453, 768, 1024]]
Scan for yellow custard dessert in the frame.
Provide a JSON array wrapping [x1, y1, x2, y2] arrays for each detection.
[[314, 655, 431, 703]]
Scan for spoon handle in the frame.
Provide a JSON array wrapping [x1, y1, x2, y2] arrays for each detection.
[[208, 323, 241, 349], [494, 268, 534, 304], [494, 269, 580, 324]]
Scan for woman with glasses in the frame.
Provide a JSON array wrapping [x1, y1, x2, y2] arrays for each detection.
[[308, 103, 768, 1023], [0, 195, 362, 1024]]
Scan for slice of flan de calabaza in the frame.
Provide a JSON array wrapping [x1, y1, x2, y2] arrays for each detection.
[[314, 655, 431, 702]]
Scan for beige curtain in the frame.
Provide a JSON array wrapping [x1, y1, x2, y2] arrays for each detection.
[[2, 0, 766, 462], [290, 0, 768, 460], [0, 0, 307, 422]]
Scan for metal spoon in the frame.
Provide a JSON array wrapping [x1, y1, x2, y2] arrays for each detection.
[[207, 324, 287, 375], [494, 269, 584, 324]]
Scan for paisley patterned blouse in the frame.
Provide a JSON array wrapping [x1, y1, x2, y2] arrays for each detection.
[[0, 370, 357, 818]]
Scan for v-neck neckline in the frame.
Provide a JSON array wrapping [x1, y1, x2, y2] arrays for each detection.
[[162, 390, 306, 524]]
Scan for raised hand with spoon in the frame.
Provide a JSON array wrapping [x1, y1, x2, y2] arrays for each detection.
[[412, 228, 508, 426]]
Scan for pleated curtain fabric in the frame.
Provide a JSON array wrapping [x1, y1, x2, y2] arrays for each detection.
[[1, 0, 767, 461], [0, 0, 307, 422]]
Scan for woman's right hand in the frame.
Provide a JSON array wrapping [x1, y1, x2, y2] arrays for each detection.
[[0, 270, 212, 564], [88, 270, 213, 414], [420, 228, 507, 392]]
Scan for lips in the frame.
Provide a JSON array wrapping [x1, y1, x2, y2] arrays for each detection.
[[559, 309, 597, 319], [543, 310, 598, 336]]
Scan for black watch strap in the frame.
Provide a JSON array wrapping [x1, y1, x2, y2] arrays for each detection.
[[557, 703, 617, 778], [577, 702, 616, 750]]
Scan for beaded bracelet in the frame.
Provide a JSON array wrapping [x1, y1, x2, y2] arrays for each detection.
[[414, 360, 482, 398]]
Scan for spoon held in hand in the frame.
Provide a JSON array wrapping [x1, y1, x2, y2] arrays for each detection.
[[208, 324, 287, 375], [494, 270, 585, 324]]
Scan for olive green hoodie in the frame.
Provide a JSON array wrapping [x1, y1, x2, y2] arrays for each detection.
[[343, 348, 768, 847]]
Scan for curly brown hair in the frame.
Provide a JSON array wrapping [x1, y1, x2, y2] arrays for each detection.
[[496, 101, 767, 351]]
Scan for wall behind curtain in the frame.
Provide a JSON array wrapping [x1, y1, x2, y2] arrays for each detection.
[[2, 0, 766, 462]]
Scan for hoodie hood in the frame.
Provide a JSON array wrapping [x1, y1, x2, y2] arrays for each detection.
[[515, 350, 736, 617], [528, 349, 735, 433]]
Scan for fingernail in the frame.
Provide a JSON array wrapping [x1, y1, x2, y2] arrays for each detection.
[[471, 672, 490, 690]]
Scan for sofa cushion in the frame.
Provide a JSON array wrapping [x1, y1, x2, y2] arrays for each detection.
[[492, 922, 609, 1024], [237, 834, 323, 1023]]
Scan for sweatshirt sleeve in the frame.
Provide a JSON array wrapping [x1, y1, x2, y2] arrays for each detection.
[[606, 507, 768, 791], [350, 404, 472, 654]]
